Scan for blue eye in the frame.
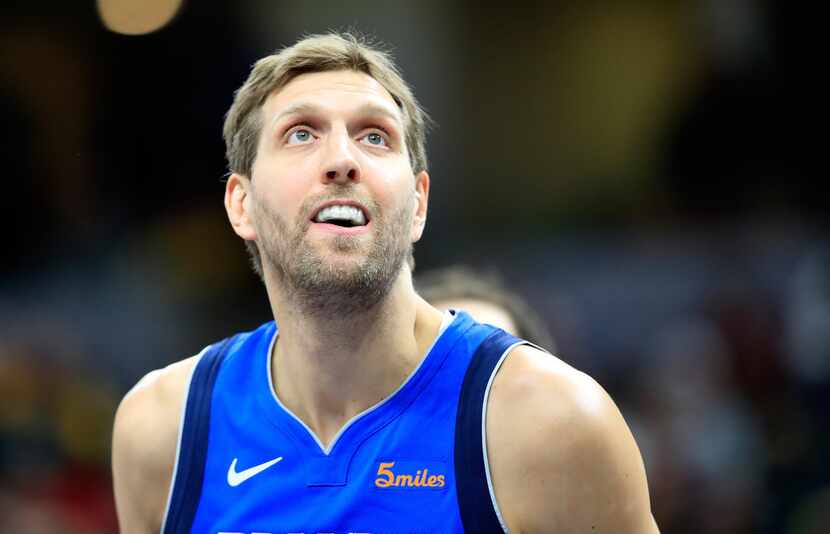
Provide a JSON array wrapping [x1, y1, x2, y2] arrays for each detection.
[[362, 132, 387, 147], [287, 129, 313, 144]]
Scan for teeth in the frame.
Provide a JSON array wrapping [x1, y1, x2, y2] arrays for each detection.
[[314, 205, 366, 225]]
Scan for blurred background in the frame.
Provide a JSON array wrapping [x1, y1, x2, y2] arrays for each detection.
[[0, 0, 825, 532]]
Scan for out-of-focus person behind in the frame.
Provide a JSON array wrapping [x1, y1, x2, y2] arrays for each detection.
[[416, 265, 556, 351]]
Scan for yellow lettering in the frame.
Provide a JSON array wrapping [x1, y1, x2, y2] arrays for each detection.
[[376, 462, 446, 489], [395, 474, 414, 487], [375, 462, 396, 488]]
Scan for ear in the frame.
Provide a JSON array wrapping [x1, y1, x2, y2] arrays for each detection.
[[225, 173, 258, 241], [411, 170, 429, 242]]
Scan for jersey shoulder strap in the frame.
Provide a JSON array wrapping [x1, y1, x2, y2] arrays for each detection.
[[161, 335, 237, 534], [454, 328, 529, 534]]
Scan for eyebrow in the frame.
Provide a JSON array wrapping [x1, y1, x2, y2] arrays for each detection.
[[269, 102, 404, 132]]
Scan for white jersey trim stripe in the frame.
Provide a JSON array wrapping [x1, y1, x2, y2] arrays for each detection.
[[266, 311, 455, 456], [481, 342, 521, 534], [481, 340, 546, 534], [160, 344, 210, 534]]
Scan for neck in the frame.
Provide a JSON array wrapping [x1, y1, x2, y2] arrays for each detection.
[[265, 269, 444, 449]]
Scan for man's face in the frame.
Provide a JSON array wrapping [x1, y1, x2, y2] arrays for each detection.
[[237, 70, 428, 314]]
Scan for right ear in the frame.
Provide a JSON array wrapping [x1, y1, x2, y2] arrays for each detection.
[[225, 173, 258, 241]]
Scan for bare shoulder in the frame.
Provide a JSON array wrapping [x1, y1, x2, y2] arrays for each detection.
[[486, 345, 658, 534], [111, 353, 201, 534]]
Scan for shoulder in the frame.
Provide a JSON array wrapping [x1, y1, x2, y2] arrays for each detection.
[[486, 345, 658, 534], [111, 352, 202, 533], [113, 353, 200, 465]]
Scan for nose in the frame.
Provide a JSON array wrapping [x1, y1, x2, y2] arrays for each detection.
[[322, 128, 361, 184]]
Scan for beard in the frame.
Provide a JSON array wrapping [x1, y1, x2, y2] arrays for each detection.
[[253, 185, 414, 318]]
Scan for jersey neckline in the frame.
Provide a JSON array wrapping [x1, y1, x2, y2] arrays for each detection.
[[253, 310, 472, 461]]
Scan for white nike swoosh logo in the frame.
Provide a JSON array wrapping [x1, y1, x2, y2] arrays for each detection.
[[226, 456, 283, 487]]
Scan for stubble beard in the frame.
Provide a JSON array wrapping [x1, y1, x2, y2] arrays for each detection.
[[255, 189, 413, 319]]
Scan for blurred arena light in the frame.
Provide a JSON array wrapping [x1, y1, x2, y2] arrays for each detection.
[[97, 0, 185, 35]]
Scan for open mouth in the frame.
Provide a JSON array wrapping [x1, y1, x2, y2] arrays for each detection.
[[312, 203, 369, 228]]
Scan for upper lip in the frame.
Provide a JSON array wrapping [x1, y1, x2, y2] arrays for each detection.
[[310, 199, 371, 223]]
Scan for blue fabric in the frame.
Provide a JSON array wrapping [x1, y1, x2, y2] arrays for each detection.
[[455, 329, 524, 534], [165, 311, 516, 534], [163, 336, 237, 534]]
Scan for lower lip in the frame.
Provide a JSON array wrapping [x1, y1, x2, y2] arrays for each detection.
[[310, 221, 371, 236]]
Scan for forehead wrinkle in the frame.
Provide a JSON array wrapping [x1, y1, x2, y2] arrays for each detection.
[[353, 102, 404, 130], [268, 102, 320, 132], [267, 99, 404, 134]]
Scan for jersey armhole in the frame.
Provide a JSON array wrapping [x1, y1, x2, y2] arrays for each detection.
[[160, 336, 236, 534], [454, 329, 534, 534]]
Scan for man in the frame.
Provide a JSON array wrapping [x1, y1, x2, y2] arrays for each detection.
[[416, 265, 557, 351], [112, 32, 659, 533]]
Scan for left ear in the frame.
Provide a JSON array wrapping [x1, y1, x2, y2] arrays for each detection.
[[225, 173, 258, 241], [411, 170, 429, 242]]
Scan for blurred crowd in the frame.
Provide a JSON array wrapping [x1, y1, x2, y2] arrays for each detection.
[[1, 1, 824, 532], [619, 248, 830, 533], [0, 341, 118, 532]]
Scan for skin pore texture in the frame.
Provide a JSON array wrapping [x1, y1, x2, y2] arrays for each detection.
[[111, 68, 659, 534]]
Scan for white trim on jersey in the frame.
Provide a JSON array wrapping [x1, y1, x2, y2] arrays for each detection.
[[160, 344, 210, 534], [264, 310, 456, 456], [482, 340, 549, 534]]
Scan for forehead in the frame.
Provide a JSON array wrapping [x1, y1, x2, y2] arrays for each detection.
[[264, 69, 403, 123]]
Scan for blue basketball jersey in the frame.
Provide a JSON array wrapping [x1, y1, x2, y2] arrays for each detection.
[[161, 311, 529, 534]]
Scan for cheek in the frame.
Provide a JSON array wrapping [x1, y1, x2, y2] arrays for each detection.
[[363, 156, 409, 186], [252, 151, 314, 209], [364, 160, 415, 204], [248, 190, 294, 237], [252, 179, 307, 222]]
